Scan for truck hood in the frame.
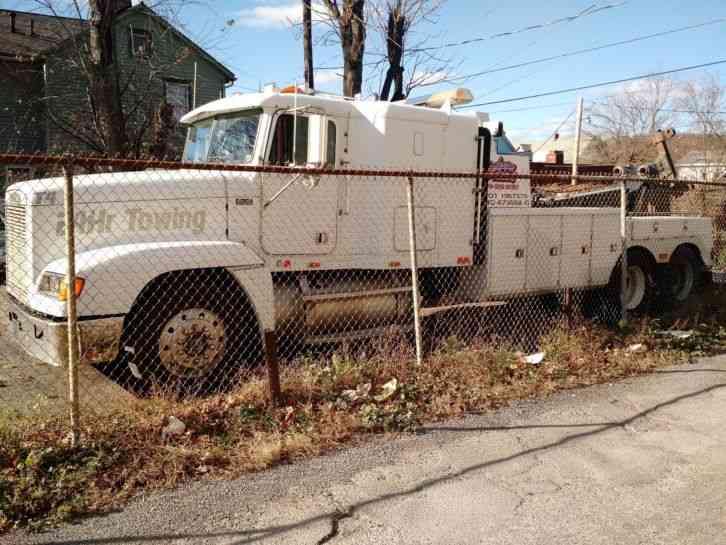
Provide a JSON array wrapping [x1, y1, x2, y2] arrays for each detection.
[[4, 169, 259, 296], [6, 169, 238, 206]]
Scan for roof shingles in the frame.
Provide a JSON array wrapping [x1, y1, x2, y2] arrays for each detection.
[[0, 10, 86, 60]]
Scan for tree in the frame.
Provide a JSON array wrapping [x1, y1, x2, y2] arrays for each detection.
[[584, 76, 677, 164], [320, 0, 366, 97], [676, 75, 726, 170], [306, 0, 451, 100], [369, 0, 447, 102], [20, 0, 220, 158], [378, 1, 406, 101], [303, 0, 315, 90], [86, 0, 127, 155]]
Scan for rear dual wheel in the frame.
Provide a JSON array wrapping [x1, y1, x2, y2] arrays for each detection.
[[620, 252, 656, 315], [658, 247, 702, 305], [582, 251, 655, 323], [583, 248, 702, 323], [623, 258, 654, 313]]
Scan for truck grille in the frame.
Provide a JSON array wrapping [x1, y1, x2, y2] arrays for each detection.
[[5, 204, 30, 303]]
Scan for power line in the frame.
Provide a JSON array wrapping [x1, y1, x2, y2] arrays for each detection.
[[460, 59, 726, 108], [584, 99, 726, 115], [316, 2, 627, 70], [653, 108, 726, 115], [229, 83, 261, 93], [446, 18, 726, 84], [533, 109, 577, 154], [411, 1, 629, 53], [588, 105, 726, 115], [487, 101, 580, 114]]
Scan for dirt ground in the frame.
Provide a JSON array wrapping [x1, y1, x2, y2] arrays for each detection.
[[0, 292, 135, 418], [11, 355, 726, 545]]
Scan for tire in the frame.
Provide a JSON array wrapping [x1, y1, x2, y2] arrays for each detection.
[[658, 247, 702, 305], [121, 269, 262, 397], [618, 251, 656, 315], [593, 251, 655, 320]]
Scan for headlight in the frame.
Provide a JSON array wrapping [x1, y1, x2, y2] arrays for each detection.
[[38, 272, 85, 301]]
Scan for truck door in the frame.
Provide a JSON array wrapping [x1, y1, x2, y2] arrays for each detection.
[[262, 113, 339, 255], [487, 210, 527, 295], [526, 214, 562, 291]]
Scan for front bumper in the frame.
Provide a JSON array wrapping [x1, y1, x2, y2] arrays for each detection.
[[6, 297, 124, 367]]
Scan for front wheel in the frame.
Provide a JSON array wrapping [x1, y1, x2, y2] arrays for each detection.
[[122, 270, 262, 397]]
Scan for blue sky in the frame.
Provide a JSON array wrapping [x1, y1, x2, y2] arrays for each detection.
[[5, 0, 726, 146]]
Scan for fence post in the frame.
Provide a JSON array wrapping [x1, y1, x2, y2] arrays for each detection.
[[406, 176, 424, 366], [63, 162, 80, 447], [264, 330, 282, 406], [620, 179, 628, 326]]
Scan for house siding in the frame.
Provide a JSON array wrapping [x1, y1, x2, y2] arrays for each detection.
[[0, 59, 45, 153], [3, 6, 231, 158], [44, 47, 98, 154], [113, 10, 228, 156]]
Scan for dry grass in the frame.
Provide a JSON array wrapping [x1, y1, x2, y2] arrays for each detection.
[[3, 290, 726, 533]]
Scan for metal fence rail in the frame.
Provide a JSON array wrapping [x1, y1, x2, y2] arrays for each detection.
[[1, 152, 724, 444]]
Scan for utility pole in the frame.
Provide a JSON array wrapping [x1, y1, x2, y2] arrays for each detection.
[[303, 0, 314, 91], [571, 96, 584, 185]]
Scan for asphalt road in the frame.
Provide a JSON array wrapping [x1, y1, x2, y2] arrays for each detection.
[[7, 355, 726, 545]]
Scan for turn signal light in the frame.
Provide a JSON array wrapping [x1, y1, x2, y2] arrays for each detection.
[[59, 278, 85, 302]]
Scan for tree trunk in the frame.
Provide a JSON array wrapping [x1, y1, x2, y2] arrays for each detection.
[[303, 0, 314, 90], [341, 0, 366, 97], [380, 7, 405, 101], [88, 0, 126, 156], [321, 0, 366, 97], [342, 49, 364, 97]]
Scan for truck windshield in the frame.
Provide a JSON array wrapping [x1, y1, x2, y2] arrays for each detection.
[[183, 109, 261, 164]]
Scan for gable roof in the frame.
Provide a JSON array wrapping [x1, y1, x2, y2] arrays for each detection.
[[0, 4, 234, 83], [0, 9, 86, 61], [121, 4, 235, 83]]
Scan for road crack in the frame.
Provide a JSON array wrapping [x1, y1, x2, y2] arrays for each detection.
[[316, 507, 354, 545]]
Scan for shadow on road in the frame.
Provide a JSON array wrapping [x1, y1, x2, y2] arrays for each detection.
[[41, 381, 726, 545]]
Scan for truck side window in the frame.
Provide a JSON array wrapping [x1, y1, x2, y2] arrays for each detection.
[[326, 120, 337, 167], [269, 114, 309, 165]]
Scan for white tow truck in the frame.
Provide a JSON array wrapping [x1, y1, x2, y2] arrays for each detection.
[[4, 87, 713, 391]]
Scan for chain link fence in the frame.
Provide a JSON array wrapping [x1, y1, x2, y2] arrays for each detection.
[[1, 153, 724, 444]]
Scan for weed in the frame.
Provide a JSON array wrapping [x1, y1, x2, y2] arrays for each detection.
[[2, 293, 726, 533]]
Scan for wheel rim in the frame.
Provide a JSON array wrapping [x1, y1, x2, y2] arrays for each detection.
[[159, 308, 226, 378], [625, 266, 647, 310], [672, 261, 695, 301]]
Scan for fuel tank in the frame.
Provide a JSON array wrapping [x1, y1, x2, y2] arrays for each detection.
[[273, 272, 413, 339]]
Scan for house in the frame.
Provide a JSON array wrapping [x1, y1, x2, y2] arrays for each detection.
[[677, 151, 726, 182], [0, 1, 235, 160]]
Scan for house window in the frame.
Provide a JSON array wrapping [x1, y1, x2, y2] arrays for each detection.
[[129, 28, 152, 58], [165, 80, 191, 122], [269, 114, 309, 165]]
